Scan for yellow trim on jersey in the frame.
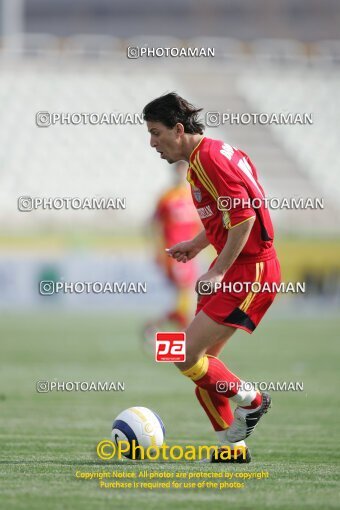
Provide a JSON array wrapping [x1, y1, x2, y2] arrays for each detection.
[[229, 215, 256, 229], [189, 136, 205, 161], [190, 160, 217, 200], [186, 166, 195, 187], [181, 355, 209, 381], [222, 211, 231, 229], [197, 388, 229, 429], [239, 262, 264, 312], [191, 152, 231, 228], [192, 153, 219, 199]]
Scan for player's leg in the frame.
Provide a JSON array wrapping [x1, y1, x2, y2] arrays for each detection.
[[220, 259, 280, 442], [194, 325, 250, 462], [198, 325, 248, 460], [198, 327, 255, 461], [173, 293, 245, 460], [205, 338, 227, 358], [174, 311, 261, 462], [181, 312, 237, 439], [175, 311, 262, 411]]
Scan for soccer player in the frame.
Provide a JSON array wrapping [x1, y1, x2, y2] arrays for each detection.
[[145, 161, 200, 335], [143, 93, 281, 463]]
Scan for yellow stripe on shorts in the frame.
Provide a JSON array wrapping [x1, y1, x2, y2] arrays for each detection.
[[239, 261, 264, 312]]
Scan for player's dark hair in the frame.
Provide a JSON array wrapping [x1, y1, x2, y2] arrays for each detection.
[[143, 92, 205, 134]]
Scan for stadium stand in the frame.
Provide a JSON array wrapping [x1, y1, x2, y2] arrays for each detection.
[[0, 36, 339, 235]]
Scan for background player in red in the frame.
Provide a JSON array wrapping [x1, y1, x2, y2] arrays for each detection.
[[143, 93, 281, 463], [143, 161, 200, 348]]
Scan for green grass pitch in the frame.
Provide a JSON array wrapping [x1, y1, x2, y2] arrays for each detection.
[[1, 312, 339, 509]]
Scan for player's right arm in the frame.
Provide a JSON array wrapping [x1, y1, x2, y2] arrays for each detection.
[[166, 229, 210, 263]]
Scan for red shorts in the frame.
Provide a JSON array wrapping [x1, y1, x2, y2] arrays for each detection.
[[196, 256, 281, 333]]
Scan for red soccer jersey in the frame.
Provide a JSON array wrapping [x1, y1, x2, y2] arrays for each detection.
[[155, 185, 199, 246], [187, 137, 276, 263]]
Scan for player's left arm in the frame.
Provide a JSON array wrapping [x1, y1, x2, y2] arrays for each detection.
[[195, 217, 255, 294]]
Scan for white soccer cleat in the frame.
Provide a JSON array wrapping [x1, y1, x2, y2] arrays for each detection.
[[226, 392, 272, 442]]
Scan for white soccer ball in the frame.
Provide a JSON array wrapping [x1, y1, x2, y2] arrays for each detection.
[[112, 406, 165, 459]]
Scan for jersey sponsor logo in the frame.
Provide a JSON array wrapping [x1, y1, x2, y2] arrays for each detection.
[[197, 204, 214, 219], [155, 332, 186, 362]]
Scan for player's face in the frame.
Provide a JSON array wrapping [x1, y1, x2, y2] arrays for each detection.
[[147, 121, 183, 164]]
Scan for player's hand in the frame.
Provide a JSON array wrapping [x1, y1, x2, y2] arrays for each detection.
[[165, 240, 201, 263], [195, 268, 225, 295]]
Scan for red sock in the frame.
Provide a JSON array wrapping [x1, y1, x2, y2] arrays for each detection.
[[182, 355, 261, 409], [243, 392, 262, 409], [195, 387, 234, 431], [182, 355, 241, 398]]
